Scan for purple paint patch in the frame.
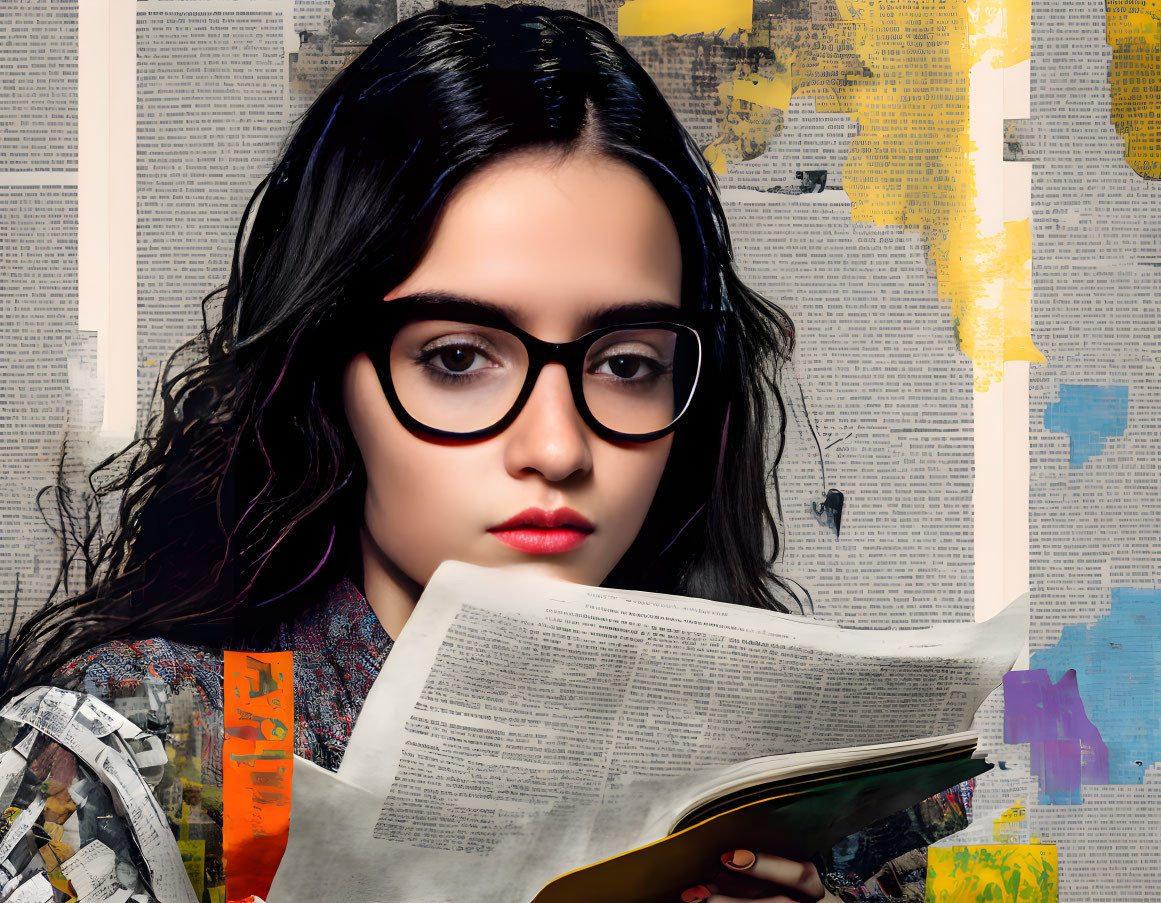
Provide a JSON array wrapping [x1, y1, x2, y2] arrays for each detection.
[[1003, 668, 1110, 805]]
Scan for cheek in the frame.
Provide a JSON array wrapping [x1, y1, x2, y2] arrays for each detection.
[[358, 427, 492, 585], [594, 437, 674, 582], [362, 445, 467, 574], [343, 355, 475, 583], [597, 436, 674, 533]]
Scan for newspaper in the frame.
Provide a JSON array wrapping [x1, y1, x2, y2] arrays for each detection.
[[267, 561, 1026, 903], [721, 189, 976, 629]]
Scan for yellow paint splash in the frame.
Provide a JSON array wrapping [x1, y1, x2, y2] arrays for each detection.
[[179, 839, 207, 900], [927, 844, 1058, 902], [947, 219, 1044, 381], [992, 799, 1028, 843], [1107, 0, 1161, 179], [702, 18, 863, 174], [618, 0, 753, 37], [729, 72, 793, 109], [967, 0, 1030, 67], [700, 0, 1042, 388]]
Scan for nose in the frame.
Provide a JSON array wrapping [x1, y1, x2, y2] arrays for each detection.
[[502, 362, 593, 483]]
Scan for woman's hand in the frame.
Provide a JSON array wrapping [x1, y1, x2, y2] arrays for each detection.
[[679, 849, 842, 903]]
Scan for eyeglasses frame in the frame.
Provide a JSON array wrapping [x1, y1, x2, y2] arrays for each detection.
[[362, 296, 714, 443]]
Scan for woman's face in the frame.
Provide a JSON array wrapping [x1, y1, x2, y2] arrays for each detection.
[[342, 149, 684, 610]]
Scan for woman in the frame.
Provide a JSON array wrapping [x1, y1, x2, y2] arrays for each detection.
[[0, 5, 947, 902]]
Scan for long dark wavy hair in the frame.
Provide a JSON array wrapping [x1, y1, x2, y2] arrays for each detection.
[[2, 2, 798, 698]]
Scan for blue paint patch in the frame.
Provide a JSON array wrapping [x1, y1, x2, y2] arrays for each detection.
[[1043, 384, 1128, 467], [1030, 588, 1161, 784]]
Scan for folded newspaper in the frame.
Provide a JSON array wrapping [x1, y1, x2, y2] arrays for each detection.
[[267, 561, 1027, 903]]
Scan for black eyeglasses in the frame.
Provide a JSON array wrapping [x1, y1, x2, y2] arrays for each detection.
[[362, 296, 711, 442]]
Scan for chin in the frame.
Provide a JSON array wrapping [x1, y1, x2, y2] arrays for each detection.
[[493, 556, 604, 586]]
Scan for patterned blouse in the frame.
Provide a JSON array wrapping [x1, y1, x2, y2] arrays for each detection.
[[0, 576, 390, 902], [0, 575, 967, 902]]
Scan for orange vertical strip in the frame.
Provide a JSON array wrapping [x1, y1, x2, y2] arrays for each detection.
[[222, 651, 294, 903]]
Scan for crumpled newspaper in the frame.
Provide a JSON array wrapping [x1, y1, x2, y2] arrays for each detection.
[[0, 686, 199, 903]]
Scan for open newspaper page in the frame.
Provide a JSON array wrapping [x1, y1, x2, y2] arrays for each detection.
[[267, 561, 1027, 903]]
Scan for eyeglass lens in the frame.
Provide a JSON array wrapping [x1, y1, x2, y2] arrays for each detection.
[[387, 319, 700, 436]]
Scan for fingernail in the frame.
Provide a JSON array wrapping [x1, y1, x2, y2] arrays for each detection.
[[721, 849, 756, 870], [681, 886, 711, 903]]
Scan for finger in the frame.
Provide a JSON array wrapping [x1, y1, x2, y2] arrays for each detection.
[[679, 888, 800, 903], [720, 850, 826, 899]]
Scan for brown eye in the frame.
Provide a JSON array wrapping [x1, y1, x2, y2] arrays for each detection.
[[607, 356, 644, 379], [438, 347, 477, 372], [590, 352, 666, 382]]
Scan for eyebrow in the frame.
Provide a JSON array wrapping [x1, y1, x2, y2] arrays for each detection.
[[387, 290, 683, 332]]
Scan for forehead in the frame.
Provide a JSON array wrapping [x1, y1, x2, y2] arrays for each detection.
[[384, 149, 683, 338]]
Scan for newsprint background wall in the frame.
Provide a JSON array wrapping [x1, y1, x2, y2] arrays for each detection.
[[1, 0, 1158, 898]]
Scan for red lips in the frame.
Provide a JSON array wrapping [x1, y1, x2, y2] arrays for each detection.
[[488, 508, 594, 555], [488, 507, 595, 533]]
